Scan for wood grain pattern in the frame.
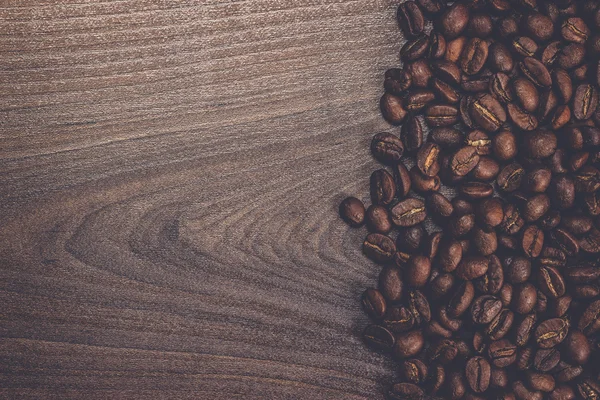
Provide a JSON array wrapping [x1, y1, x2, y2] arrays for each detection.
[[0, 1, 405, 398]]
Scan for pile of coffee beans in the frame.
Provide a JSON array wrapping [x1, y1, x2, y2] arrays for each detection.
[[340, 1, 600, 399]]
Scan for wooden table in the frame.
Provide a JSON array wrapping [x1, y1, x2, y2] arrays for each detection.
[[0, 1, 404, 398]]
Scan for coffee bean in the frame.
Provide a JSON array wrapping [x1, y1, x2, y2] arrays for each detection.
[[362, 288, 386, 319], [523, 130, 557, 159], [549, 294, 572, 318], [488, 339, 517, 368], [416, 142, 441, 177], [471, 295, 502, 325], [476, 197, 504, 230], [465, 356, 491, 393], [399, 359, 428, 384], [465, 130, 491, 155], [425, 104, 459, 127], [553, 69, 573, 104], [550, 228, 580, 256], [405, 90, 436, 112], [459, 181, 493, 199], [513, 78, 539, 113], [526, 371, 556, 393], [391, 198, 426, 227], [428, 31, 446, 59], [384, 305, 416, 333], [576, 378, 600, 400], [523, 167, 552, 193], [456, 256, 489, 281], [363, 324, 395, 351], [396, 225, 425, 253], [446, 36, 468, 63], [578, 299, 600, 335], [505, 256, 531, 284], [549, 385, 576, 400], [428, 364, 446, 395], [513, 380, 543, 400], [470, 93, 507, 132], [512, 283, 538, 314], [461, 38, 489, 76], [388, 382, 424, 400], [573, 83, 599, 120], [553, 361, 583, 383], [438, 239, 463, 272], [397, 1, 425, 37], [400, 34, 429, 61], [486, 308, 514, 341], [393, 162, 412, 198], [538, 266, 566, 299], [371, 132, 404, 165], [557, 43, 586, 70], [551, 175, 576, 210], [438, 2, 470, 39], [410, 166, 441, 193], [468, 13, 492, 38], [363, 233, 396, 264], [493, 130, 517, 161], [522, 225, 544, 258], [523, 194, 550, 222], [563, 330, 590, 365], [339, 197, 365, 227], [489, 42, 514, 73], [427, 192, 453, 219], [416, 0, 444, 14], [407, 288, 431, 324], [384, 68, 412, 95], [535, 318, 570, 348], [448, 281, 475, 317], [365, 205, 392, 234], [520, 57, 552, 88], [430, 272, 454, 299], [534, 347, 561, 372], [381, 93, 408, 125], [405, 59, 432, 88], [508, 104, 539, 131], [447, 370, 467, 400], [561, 17, 589, 44], [448, 213, 475, 238], [498, 163, 525, 192], [512, 36, 538, 58], [379, 266, 403, 302], [393, 330, 425, 359], [370, 169, 396, 205], [427, 338, 458, 364], [405, 256, 431, 288], [489, 72, 513, 104], [431, 127, 463, 149], [525, 12, 554, 42], [472, 226, 497, 256], [451, 146, 480, 176]]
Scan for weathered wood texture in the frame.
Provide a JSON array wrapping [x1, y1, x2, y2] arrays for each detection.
[[0, 1, 405, 398]]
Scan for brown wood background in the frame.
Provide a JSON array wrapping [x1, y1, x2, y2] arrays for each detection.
[[0, 1, 406, 398]]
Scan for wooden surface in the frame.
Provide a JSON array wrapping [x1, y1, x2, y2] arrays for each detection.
[[0, 1, 405, 398]]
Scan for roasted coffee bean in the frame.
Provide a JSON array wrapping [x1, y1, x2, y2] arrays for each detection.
[[456, 256, 488, 280], [549, 385, 576, 400], [388, 382, 425, 400], [438, 3, 469, 39], [520, 57, 552, 88], [416, 142, 441, 177], [573, 84, 599, 120], [522, 225, 544, 258], [430, 272, 455, 299], [400, 34, 430, 61], [427, 338, 458, 364], [471, 295, 502, 324], [401, 115, 424, 153], [371, 132, 404, 165], [470, 93, 506, 132], [339, 197, 365, 227], [427, 192, 453, 219], [476, 197, 504, 230], [459, 181, 493, 199], [549, 294, 572, 317], [407, 288, 431, 324], [535, 348, 561, 373], [370, 169, 396, 205], [508, 104, 538, 131], [524, 12, 554, 42], [505, 256, 531, 284], [393, 330, 425, 359], [428, 364, 446, 395], [500, 204, 524, 235], [384, 305, 415, 333], [490, 367, 509, 389], [513, 380, 543, 400], [425, 104, 459, 127], [513, 78, 539, 113], [381, 93, 408, 125], [472, 226, 497, 256], [400, 359, 428, 384], [523, 167, 552, 194], [564, 265, 600, 284], [493, 130, 517, 161], [489, 43, 514, 73], [577, 378, 600, 400], [497, 15, 519, 38], [578, 299, 600, 335], [416, 0, 444, 14], [462, 73, 492, 93], [561, 17, 589, 44], [404, 255, 431, 288], [486, 308, 514, 341], [431, 127, 463, 149], [379, 266, 403, 303], [523, 194, 550, 222], [498, 163, 525, 192], [447, 370, 467, 400], [474, 255, 504, 294], [428, 31, 446, 59], [425, 319, 453, 338], [540, 211, 562, 231], [553, 361, 583, 383], [393, 162, 412, 198], [362, 288, 386, 319], [579, 227, 600, 254], [391, 198, 426, 227], [557, 43, 586, 70], [526, 371, 556, 393], [535, 318, 570, 349], [465, 356, 491, 393], [468, 13, 492, 38], [553, 69, 573, 104], [524, 130, 557, 159], [451, 146, 480, 176], [410, 166, 440, 193], [397, 1, 425, 37], [536, 290, 548, 314], [512, 283, 538, 314], [551, 175, 576, 210], [448, 281, 475, 317], [471, 157, 499, 181], [550, 228, 580, 256], [488, 339, 517, 368], [438, 239, 463, 272], [465, 130, 491, 156], [405, 59, 432, 88], [396, 225, 425, 254], [363, 324, 395, 351], [512, 36, 538, 58], [538, 266, 566, 299], [366, 205, 393, 234], [431, 78, 460, 104], [446, 36, 468, 63], [384, 68, 412, 95], [461, 38, 488, 76], [405, 90, 436, 112], [363, 233, 396, 264], [515, 312, 537, 347], [563, 330, 590, 365]]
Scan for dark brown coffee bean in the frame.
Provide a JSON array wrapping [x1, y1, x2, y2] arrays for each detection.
[[513, 380, 543, 400], [427, 364, 446, 395], [461, 38, 488, 76], [553, 361, 583, 383], [573, 84, 599, 120], [514, 78, 539, 113], [362, 288, 386, 319], [523, 194, 551, 222], [431, 127, 463, 149], [416, 142, 441, 177], [396, 225, 426, 254], [476, 197, 504, 230], [446, 36, 468, 63], [522, 167, 551, 194], [405, 90, 436, 112], [366, 205, 393, 234], [460, 95, 475, 128], [508, 104, 539, 131], [455, 256, 488, 281], [512, 283, 538, 314], [490, 367, 509, 389], [549, 294, 571, 317], [524, 130, 557, 159], [371, 132, 404, 165], [370, 169, 395, 205], [459, 181, 493, 199], [462, 72, 492, 93], [384, 305, 416, 333], [550, 228, 580, 256], [438, 3, 470, 39], [472, 226, 497, 256], [468, 13, 492, 37], [538, 266, 566, 299], [400, 359, 428, 384], [498, 163, 525, 192], [486, 308, 514, 341], [385, 68, 412, 95], [431, 78, 460, 104], [364, 233, 396, 264], [488, 339, 517, 368], [393, 330, 424, 359], [470, 156, 499, 181], [522, 225, 544, 258], [427, 193, 453, 219], [425, 320, 453, 339], [430, 272, 455, 299], [540, 211, 562, 231], [447, 370, 467, 400], [534, 347, 561, 372], [536, 290, 548, 314], [549, 385, 575, 400], [417, 0, 444, 14], [489, 42, 514, 73], [363, 324, 395, 351], [542, 41, 562, 67], [563, 330, 590, 365], [535, 318, 569, 349], [427, 338, 458, 364], [561, 17, 589, 44], [439, 239, 463, 272], [397, 1, 425, 37], [493, 130, 517, 161], [539, 89, 559, 122], [394, 162, 412, 198], [520, 57, 552, 88], [579, 227, 600, 254], [391, 198, 426, 227], [578, 299, 600, 335], [573, 283, 600, 298], [388, 382, 424, 400], [409, 166, 440, 193], [525, 12, 554, 41], [448, 213, 475, 237], [465, 130, 491, 156], [576, 378, 600, 400], [497, 15, 519, 38], [515, 313, 537, 347], [448, 281, 475, 318], [500, 203, 524, 235], [512, 36, 538, 58], [405, 59, 432, 88], [407, 288, 431, 324], [451, 146, 480, 176], [474, 255, 504, 294], [401, 115, 424, 153], [339, 197, 365, 227], [490, 73, 514, 104], [428, 31, 447, 59], [553, 69, 573, 104], [526, 371, 555, 393], [465, 356, 491, 393], [405, 255, 431, 288], [551, 175, 575, 210], [583, 191, 600, 216], [379, 266, 403, 303], [505, 256, 531, 284], [425, 104, 459, 127], [381, 93, 408, 125], [400, 34, 430, 61], [470, 93, 507, 132], [471, 295, 502, 324]]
